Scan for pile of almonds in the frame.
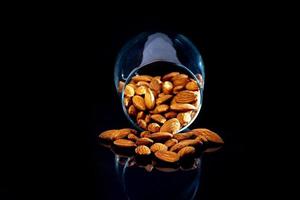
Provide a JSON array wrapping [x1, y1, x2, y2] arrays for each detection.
[[118, 72, 202, 132], [99, 128, 224, 163]]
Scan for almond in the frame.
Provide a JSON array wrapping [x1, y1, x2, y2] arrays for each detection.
[[124, 85, 135, 97], [155, 150, 179, 163], [136, 81, 150, 87], [132, 75, 153, 82], [150, 143, 168, 153], [140, 131, 151, 138], [172, 74, 189, 86], [146, 132, 173, 141], [174, 90, 197, 103], [137, 119, 147, 129], [136, 111, 145, 121], [135, 145, 151, 155], [114, 139, 137, 148], [170, 139, 202, 152], [173, 85, 185, 94], [176, 112, 192, 126], [170, 103, 196, 112], [128, 133, 139, 141], [112, 128, 136, 140], [162, 72, 180, 81], [123, 97, 131, 107], [144, 88, 155, 110], [144, 114, 151, 123], [195, 135, 208, 142], [135, 85, 147, 95], [148, 123, 161, 132], [156, 94, 173, 105], [164, 111, 178, 119], [173, 131, 195, 141], [191, 128, 224, 144], [132, 95, 146, 111], [128, 105, 137, 116], [150, 104, 169, 114], [150, 78, 162, 92], [99, 129, 118, 141], [150, 114, 167, 124], [160, 118, 181, 134], [185, 80, 199, 91], [118, 81, 125, 93], [178, 146, 195, 158], [162, 81, 173, 94], [136, 137, 154, 146], [164, 138, 178, 148]]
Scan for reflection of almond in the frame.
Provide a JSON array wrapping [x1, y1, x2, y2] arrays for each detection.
[[114, 139, 137, 148], [118, 81, 125, 93], [150, 78, 161, 92], [176, 112, 192, 126], [99, 129, 118, 141], [173, 131, 194, 141], [147, 123, 161, 132], [174, 90, 197, 103], [185, 80, 199, 91], [136, 137, 154, 146], [164, 111, 178, 119], [150, 114, 166, 124], [170, 139, 202, 152], [144, 88, 155, 110], [178, 146, 195, 158], [170, 103, 196, 112], [135, 86, 147, 95], [162, 81, 173, 94], [132, 95, 146, 111], [155, 150, 179, 163], [164, 138, 178, 148], [160, 118, 181, 134], [132, 75, 153, 82], [135, 145, 151, 155], [136, 81, 150, 87], [150, 143, 168, 153], [151, 104, 169, 114], [191, 128, 224, 144], [124, 85, 135, 97], [146, 132, 173, 141], [128, 105, 137, 116], [156, 94, 173, 105]]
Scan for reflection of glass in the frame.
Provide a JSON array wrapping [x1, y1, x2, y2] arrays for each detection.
[[114, 156, 202, 200]]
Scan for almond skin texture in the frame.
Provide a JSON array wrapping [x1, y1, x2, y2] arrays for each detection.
[[132, 75, 153, 82], [112, 129, 135, 140], [173, 131, 195, 141], [174, 90, 198, 103], [146, 132, 173, 141], [164, 139, 179, 148], [191, 128, 224, 144], [137, 119, 147, 129], [150, 78, 162, 92], [162, 72, 180, 81], [170, 139, 202, 152], [99, 129, 118, 141], [164, 111, 178, 119], [124, 85, 135, 97], [162, 81, 173, 94], [156, 94, 173, 105], [150, 143, 168, 153], [144, 114, 151, 123], [173, 85, 185, 94], [128, 133, 139, 141], [148, 123, 161, 132], [136, 138, 154, 146], [128, 105, 137, 116], [136, 111, 145, 121], [144, 88, 155, 110], [172, 74, 189, 86], [160, 118, 181, 134], [178, 146, 195, 158], [136, 81, 150, 87], [135, 86, 147, 95], [135, 145, 151, 155], [150, 114, 167, 124], [114, 139, 137, 148], [151, 104, 169, 114], [170, 103, 196, 112], [185, 80, 199, 91], [176, 112, 192, 126], [155, 150, 179, 163], [132, 95, 146, 111]]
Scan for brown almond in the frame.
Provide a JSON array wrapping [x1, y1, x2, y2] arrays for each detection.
[[140, 131, 151, 138], [150, 143, 168, 153], [178, 146, 195, 158], [170, 139, 202, 152], [135, 85, 147, 95], [114, 139, 137, 148], [148, 123, 161, 132], [156, 94, 173, 105], [144, 88, 155, 110], [135, 145, 151, 155], [136, 81, 150, 87], [136, 111, 145, 121], [128, 105, 137, 116], [174, 90, 198, 103], [160, 118, 181, 134], [128, 133, 139, 141], [162, 81, 173, 94], [146, 132, 173, 141], [132, 95, 146, 111], [170, 103, 196, 112], [144, 114, 151, 123], [155, 150, 179, 163], [196, 74, 204, 88], [112, 128, 137, 140], [150, 78, 162, 92], [123, 97, 131, 107], [162, 72, 180, 81], [164, 111, 178, 119], [132, 75, 153, 82], [173, 131, 195, 141], [191, 128, 224, 144], [195, 135, 208, 143], [99, 129, 118, 141], [172, 74, 189, 86], [164, 138, 178, 148], [185, 80, 199, 91], [176, 112, 192, 126], [136, 137, 154, 146], [137, 119, 147, 129], [124, 85, 135, 97], [118, 81, 125, 93], [150, 104, 169, 114], [173, 85, 185, 94], [150, 114, 167, 124]]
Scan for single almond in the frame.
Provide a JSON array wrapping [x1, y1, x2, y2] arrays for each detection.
[[170, 139, 202, 152], [128, 133, 139, 141], [160, 118, 181, 134], [164, 138, 179, 148], [135, 145, 151, 155], [148, 123, 161, 132], [144, 88, 155, 110], [170, 103, 196, 112], [176, 112, 192, 126], [178, 146, 195, 158], [132, 95, 146, 111], [137, 119, 147, 129], [156, 94, 173, 105], [173, 131, 195, 141], [164, 111, 178, 119], [135, 85, 147, 95], [123, 97, 131, 107], [191, 128, 224, 144], [132, 75, 153, 82], [162, 81, 173, 94], [185, 80, 199, 91], [195, 135, 208, 143], [146, 132, 173, 141], [150, 78, 162, 92], [136, 111, 145, 121], [136, 81, 150, 87], [155, 150, 179, 163], [118, 81, 125, 93], [140, 131, 151, 138], [162, 72, 180, 81], [136, 137, 154, 146], [144, 114, 151, 123], [150, 143, 168, 153], [150, 104, 169, 114], [99, 129, 118, 141], [124, 85, 135, 97], [128, 105, 137, 116], [150, 114, 167, 124], [114, 139, 137, 148], [112, 128, 136, 140], [172, 74, 189, 86], [174, 90, 198, 103], [173, 85, 185, 94]]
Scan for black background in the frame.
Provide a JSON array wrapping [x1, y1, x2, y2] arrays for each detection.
[[2, 7, 292, 199]]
